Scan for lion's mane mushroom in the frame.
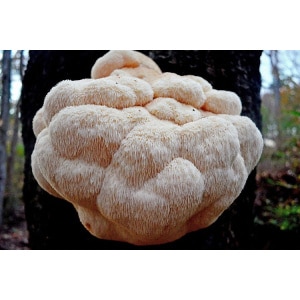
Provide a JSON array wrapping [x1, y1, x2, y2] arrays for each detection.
[[31, 50, 264, 245]]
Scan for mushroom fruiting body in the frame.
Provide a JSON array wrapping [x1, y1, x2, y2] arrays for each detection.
[[31, 50, 264, 245]]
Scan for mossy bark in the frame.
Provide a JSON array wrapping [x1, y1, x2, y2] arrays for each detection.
[[21, 50, 262, 249]]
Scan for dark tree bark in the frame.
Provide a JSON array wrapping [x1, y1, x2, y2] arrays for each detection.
[[20, 50, 262, 249]]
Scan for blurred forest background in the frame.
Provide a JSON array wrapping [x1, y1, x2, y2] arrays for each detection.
[[0, 50, 299, 250]]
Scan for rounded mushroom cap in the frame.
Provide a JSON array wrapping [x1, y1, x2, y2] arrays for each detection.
[[32, 107, 46, 136], [202, 89, 242, 115], [91, 50, 162, 79], [151, 72, 207, 108], [31, 50, 264, 245], [184, 75, 213, 92], [41, 75, 153, 126]]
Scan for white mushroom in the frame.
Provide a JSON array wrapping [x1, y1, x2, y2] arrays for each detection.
[[91, 50, 162, 80], [31, 50, 264, 245]]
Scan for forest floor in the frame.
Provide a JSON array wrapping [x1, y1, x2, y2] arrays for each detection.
[[0, 204, 29, 250], [0, 167, 299, 250], [252, 166, 300, 249]]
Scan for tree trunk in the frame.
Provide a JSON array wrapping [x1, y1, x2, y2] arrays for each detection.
[[6, 51, 24, 208], [20, 50, 262, 249], [269, 50, 281, 116], [0, 50, 11, 227], [268, 50, 281, 141]]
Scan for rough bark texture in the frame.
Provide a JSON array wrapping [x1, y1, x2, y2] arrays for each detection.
[[20, 50, 262, 249]]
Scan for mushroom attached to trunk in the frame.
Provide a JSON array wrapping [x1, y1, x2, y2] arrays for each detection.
[[31, 50, 264, 245]]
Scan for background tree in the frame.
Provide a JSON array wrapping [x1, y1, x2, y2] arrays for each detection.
[[269, 50, 281, 116], [5, 51, 25, 211], [260, 50, 300, 172], [0, 50, 11, 227], [20, 50, 262, 249], [0, 51, 26, 229]]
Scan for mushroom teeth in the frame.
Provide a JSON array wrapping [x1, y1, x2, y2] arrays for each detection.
[[31, 50, 264, 246]]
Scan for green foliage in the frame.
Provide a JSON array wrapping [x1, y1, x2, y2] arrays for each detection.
[[255, 172, 300, 232], [16, 143, 24, 157], [289, 110, 300, 117], [263, 202, 300, 231]]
